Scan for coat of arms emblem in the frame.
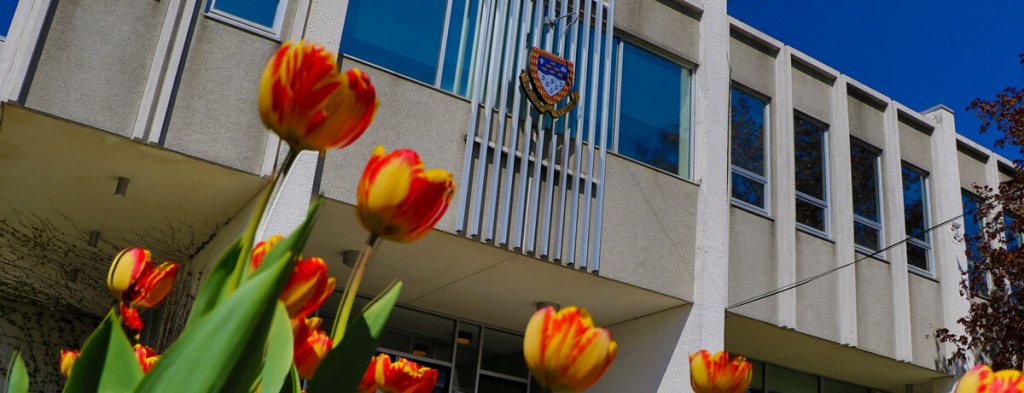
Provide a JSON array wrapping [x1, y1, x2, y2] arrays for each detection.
[[520, 48, 578, 117]]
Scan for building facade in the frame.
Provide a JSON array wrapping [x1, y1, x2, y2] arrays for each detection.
[[0, 0, 1019, 391]]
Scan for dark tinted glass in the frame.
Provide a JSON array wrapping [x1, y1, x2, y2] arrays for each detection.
[[480, 329, 528, 378], [478, 375, 527, 393], [962, 191, 988, 294], [0, 0, 17, 38], [341, 0, 448, 85], [794, 117, 826, 200], [850, 143, 880, 221], [796, 199, 826, 231], [823, 379, 870, 393], [767, 365, 817, 393], [907, 243, 929, 271], [732, 172, 766, 208], [853, 221, 881, 251], [453, 323, 480, 393], [747, 360, 765, 393], [730, 88, 767, 175], [618, 42, 688, 176], [902, 166, 928, 241], [439, 0, 481, 97], [1006, 215, 1021, 251], [210, 0, 281, 29]]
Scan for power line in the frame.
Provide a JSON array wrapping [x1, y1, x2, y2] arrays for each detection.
[[726, 200, 995, 311]]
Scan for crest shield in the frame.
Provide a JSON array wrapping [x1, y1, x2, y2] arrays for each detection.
[[528, 48, 575, 105]]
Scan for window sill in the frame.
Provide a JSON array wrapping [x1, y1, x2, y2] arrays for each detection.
[[796, 226, 834, 244], [855, 248, 888, 264], [730, 202, 773, 221], [204, 11, 281, 42], [607, 151, 698, 187], [908, 267, 939, 283]]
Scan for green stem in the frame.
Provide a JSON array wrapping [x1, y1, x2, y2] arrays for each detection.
[[331, 234, 380, 344], [229, 147, 301, 292]]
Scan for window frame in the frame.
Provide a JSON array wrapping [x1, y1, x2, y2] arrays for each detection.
[[728, 83, 772, 216], [962, 189, 993, 297], [902, 162, 933, 276], [205, 0, 289, 39], [850, 139, 885, 255], [792, 112, 830, 237]]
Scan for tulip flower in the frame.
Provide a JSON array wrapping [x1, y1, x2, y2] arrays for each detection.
[[133, 344, 160, 373], [294, 323, 333, 379], [359, 354, 439, 393], [956, 365, 1024, 393], [259, 40, 378, 152], [120, 303, 144, 335], [250, 237, 337, 319], [523, 306, 617, 392], [106, 247, 180, 308], [356, 146, 455, 243], [250, 234, 284, 271], [689, 350, 753, 393], [59, 349, 80, 378]]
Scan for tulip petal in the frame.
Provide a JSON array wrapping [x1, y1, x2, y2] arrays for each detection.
[[957, 365, 994, 393], [127, 262, 180, 308], [107, 248, 151, 299], [524, 306, 617, 392], [60, 349, 80, 378]]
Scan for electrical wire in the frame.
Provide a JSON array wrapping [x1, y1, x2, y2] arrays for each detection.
[[726, 200, 996, 311]]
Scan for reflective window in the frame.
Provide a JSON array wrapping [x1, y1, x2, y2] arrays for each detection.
[[902, 165, 931, 273], [341, 0, 479, 97], [617, 41, 692, 177], [962, 191, 988, 296], [1006, 214, 1021, 251], [851, 142, 883, 252], [794, 116, 829, 234], [767, 365, 818, 393], [207, 0, 287, 35], [745, 358, 874, 393], [0, 0, 16, 39], [824, 379, 871, 393], [730, 87, 769, 212]]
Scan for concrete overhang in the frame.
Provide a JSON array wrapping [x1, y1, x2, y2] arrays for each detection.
[[726, 314, 947, 392], [304, 199, 687, 332]]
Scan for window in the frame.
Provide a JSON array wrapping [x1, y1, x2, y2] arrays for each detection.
[[206, 0, 287, 37], [615, 40, 692, 178], [1, 0, 18, 40], [794, 115, 829, 235], [746, 358, 877, 393], [730, 86, 770, 213], [850, 142, 883, 252], [902, 164, 931, 274], [341, 0, 480, 97], [1006, 214, 1022, 251], [963, 190, 988, 295], [767, 365, 818, 393]]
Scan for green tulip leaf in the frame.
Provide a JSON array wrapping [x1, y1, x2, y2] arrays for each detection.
[[306, 281, 402, 393], [6, 350, 28, 393], [280, 366, 301, 393], [134, 201, 321, 393], [253, 197, 324, 279], [260, 302, 294, 393], [63, 311, 143, 393], [185, 237, 242, 327]]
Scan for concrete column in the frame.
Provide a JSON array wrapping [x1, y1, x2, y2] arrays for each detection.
[[829, 76, 858, 346], [131, 0, 189, 141], [677, 0, 731, 390], [923, 106, 972, 372], [0, 0, 54, 103], [772, 47, 797, 329], [881, 102, 914, 362]]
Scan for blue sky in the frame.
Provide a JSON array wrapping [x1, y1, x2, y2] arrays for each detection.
[[728, 0, 1024, 161]]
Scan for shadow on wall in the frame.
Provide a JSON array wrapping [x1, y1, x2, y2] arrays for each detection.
[[0, 298, 99, 392], [588, 305, 691, 393]]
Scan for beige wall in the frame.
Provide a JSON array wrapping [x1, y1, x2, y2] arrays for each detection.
[[615, 0, 699, 63], [909, 275, 943, 370], [898, 121, 933, 171], [795, 232, 840, 342], [847, 95, 886, 149], [791, 65, 832, 123], [856, 258, 895, 358], [728, 208, 777, 324], [729, 35, 774, 96], [957, 151, 988, 191]]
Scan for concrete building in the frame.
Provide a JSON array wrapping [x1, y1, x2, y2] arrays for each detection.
[[0, 0, 1018, 391]]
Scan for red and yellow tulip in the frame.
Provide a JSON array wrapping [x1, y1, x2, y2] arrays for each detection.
[[689, 350, 753, 393], [250, 234, 284, 271], [359, 354, 439, 393], [280, 257, 335, 318], [294, 321, 333, 380], [259, 40, 378, 152], [133, 344, 160, 373], [106, 247, 180, 308], [356, 146, 455, 243], [956, 365, 1024, 393], [523, 306, 617, 392], [120, 303, 144, 335], [59, 349, 80, 378]]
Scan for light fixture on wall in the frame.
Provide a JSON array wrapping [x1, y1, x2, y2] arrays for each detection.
[[114, 177, 130, 198], [456, 331, 474, 346], [411, 343, 429, 357], [88, 230, 101, 247], [536, 301, 561, 311], [341, 250, 360, 268]]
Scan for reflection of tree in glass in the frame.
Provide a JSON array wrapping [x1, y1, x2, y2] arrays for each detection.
[[794, 119, 825, 199], [630, 124, 680, 175], [730, 90, 765, 175], [901, 167, 927, 241], [850, 146, 879, 221]]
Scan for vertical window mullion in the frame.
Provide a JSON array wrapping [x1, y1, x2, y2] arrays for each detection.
[[436, 0, 456, 87]]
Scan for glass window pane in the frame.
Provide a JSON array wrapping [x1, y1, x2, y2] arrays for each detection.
[[850, 144, 880, 221], [567, 27, 616, 148], [907, 243, 929, 271], [796, 198, 826, 231], [1006, 215, 1021, 251], [732, 172, 766, 209], [794, 117, 826, 200], [902, 166, 928, 242], [854, 221, 881, 251], [0, 0, 16, 38], [748, 360, 765, 393], [481, 329, 528, 378], [478, 375, 528, 393], [824, 379, 870, 393], [453, 324, 480, 393], [618, 42, 688, 176], [341, 0, 447, 85], [767, 365, 818, 393], [962, 191, 988, 295], [440, 0, 480, 96], [210, 0, 282, 30], [730, 88, 767, 175]]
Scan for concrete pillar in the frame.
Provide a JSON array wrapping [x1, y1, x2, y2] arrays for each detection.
[[829, 76, 858, 346], [772, 46, 797, 329], [881, 102, 914, 362], [922, 105, 972, 372], [0, 0, 54, 103], [678, 0, 731, 390]]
